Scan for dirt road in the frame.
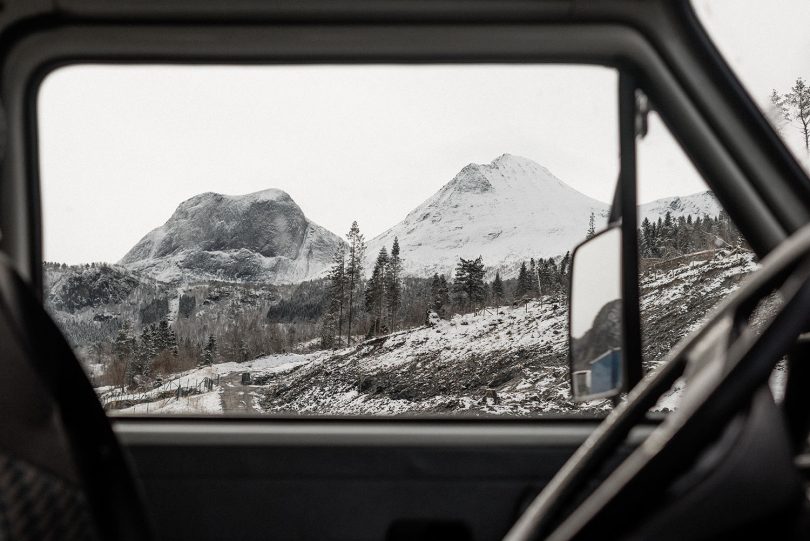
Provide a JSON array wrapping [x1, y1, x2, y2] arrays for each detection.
[[218, 372, 261, 414]]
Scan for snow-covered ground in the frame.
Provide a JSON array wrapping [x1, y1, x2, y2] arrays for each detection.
[[259, 299, 575, 415], [640, 250, 759, 411], [104, 248, 760, 417], [118, 389, 224, 415], [104, 353, 311, 415]]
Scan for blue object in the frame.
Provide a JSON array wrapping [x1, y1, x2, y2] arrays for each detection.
[[590, 348, 622, 395]]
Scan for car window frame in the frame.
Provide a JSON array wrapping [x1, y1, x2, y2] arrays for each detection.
[[0, 12, 796, 426]]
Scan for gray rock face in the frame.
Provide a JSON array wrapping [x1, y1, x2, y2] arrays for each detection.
[[120, 189, 343, 284], [45, 265, 142, 313], [571, 299, 623, 372]]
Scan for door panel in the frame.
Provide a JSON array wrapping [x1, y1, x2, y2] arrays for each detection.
[[117, 420, 650, 540]]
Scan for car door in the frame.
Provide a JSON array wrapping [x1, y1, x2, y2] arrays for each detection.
[[1, 1, 807, 540]]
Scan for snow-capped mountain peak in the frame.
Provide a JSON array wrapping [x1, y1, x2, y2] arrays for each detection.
[[367, 154, 611, 278]]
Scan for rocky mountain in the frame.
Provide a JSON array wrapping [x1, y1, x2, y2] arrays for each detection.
[[367, 154, 610, 278], [46, 264, 145, 314], [571, 299, 623, 373], [120, 189, 343, 284]]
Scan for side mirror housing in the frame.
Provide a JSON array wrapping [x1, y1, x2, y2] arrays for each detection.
[[567, 73, 643, 403], [568, 226, 625, 401]]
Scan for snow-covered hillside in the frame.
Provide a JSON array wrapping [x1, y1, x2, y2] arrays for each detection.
[[104, 248, 758, 416], [120, 189, 343, 284], [367, 154, 610, 278], [639, 190, 720, 223]]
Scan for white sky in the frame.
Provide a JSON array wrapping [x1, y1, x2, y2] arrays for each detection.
[[38, 1, 810, 264]]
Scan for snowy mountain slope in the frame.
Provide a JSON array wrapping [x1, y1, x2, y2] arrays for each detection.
[[639, 190, 720, 223], [120, 189, 343, 284], [366, 154, 721, 279], [367, 154, 610, 278]]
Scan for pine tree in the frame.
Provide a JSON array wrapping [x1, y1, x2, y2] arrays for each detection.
[[114, 321, 136, 386], [202, 335, 217, 366], [430, 273, 441, 312], [453, 256, 486, 311], [546, 259, 559, 297], [438, 275, 451, 317], [321, 243, 347, 348], [345, 221, 366, 346], [114, 321, 134, 361], [156, 319, 170, 352], [529, 259, 540, 296], [319, 310, 339, 350], [559, 251, 570, 278], [640, 217, 653, 257], [514, 262, 529, 300], [169, 329, 179, 357], [365, 247, 389, 336], [491, 272, 504, 304], [537, 260, 551, 298], [385, 237, 403, 331], [586, 212, 596, 239], [430, 273, 451, 318]]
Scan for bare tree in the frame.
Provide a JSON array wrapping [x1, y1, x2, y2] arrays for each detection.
[[772, 77, 810, 151]]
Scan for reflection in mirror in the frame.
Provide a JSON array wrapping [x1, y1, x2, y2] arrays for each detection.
[[569, 226, 623, 400]]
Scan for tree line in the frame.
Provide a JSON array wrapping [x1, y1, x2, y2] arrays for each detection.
[[320, 222, 404, 348], [113, 319, 180, 386], [317, 221, 576, 348], [639, 210, 745, 260], [427, 254, 570, 319]]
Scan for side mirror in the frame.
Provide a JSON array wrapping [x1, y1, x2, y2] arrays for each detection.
[[566, 74, 644, 403], [569, 226, 624, 401]]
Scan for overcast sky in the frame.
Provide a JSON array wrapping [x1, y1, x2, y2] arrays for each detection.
[[38, 1, 810, 265]]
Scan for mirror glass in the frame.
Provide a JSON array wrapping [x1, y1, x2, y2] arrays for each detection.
[[569, 226, 624, 400]]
